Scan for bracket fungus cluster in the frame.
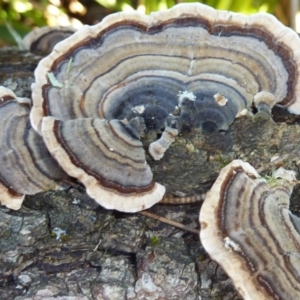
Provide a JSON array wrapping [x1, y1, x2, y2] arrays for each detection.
[[2, 4, 300, 297], [23, 2, 300, 212], [3, 3, 300, 213], [0, 87, 67, 210], [200, 160, 300, 299]]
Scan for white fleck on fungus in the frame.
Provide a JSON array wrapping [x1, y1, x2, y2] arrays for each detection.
[[213, 93, 228, 106]]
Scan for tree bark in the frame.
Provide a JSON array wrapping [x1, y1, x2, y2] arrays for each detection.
[[0, 47, 299, 299]]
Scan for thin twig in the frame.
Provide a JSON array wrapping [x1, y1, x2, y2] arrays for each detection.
[[139, 210, 199, 235], [161, 192, 206, 204], [256, 154, 290, 174], [93, 239, 102, 252]]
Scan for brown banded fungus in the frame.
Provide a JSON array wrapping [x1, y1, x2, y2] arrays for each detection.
[[30, 3, 300, 137], [41, 116, 165, 212], [200, 160, 300, 299], [28, 3, 300, 209], [22, 26, 76, 54], [0, 87, 68, 210]]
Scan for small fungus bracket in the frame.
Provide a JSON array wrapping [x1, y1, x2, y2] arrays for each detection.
[[41, 116, 165, 212], [22, 25, 76, 54], [200, 160, 300, 299], [0, 86, 68, 210]]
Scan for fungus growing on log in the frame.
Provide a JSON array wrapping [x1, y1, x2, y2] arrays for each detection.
[[0, 87, 68, 210], [23, 26, 76, 54], [41, 116, 165, 212], [200, 160, 300, 299], [30, 3, 300, 136]]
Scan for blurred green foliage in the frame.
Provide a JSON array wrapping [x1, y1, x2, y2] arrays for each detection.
[[0, 0, 280, 45], [95, 0, 279, 14], [0, 0, 49, 44]]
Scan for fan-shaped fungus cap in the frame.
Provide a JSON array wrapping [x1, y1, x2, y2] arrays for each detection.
[[41, 116, 165, 212], [22, 26, 76, 54], [0, 87, 68, 210], [200, 160, 300, 299], [30, 3, 300, 134]]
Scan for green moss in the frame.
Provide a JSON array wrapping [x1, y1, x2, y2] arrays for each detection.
[[259, 168, 278, 186], [49, 231, 70, 242], [49, 231, 57, 238], [216, 155, 231, 168], [197, 253, 207, 261], [60, 234, 71, 243], [149, 235, 161, 246], [0, 230, 11, 238]]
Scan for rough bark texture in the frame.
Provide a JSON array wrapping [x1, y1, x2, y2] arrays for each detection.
[[1, 47, 300, 299]]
